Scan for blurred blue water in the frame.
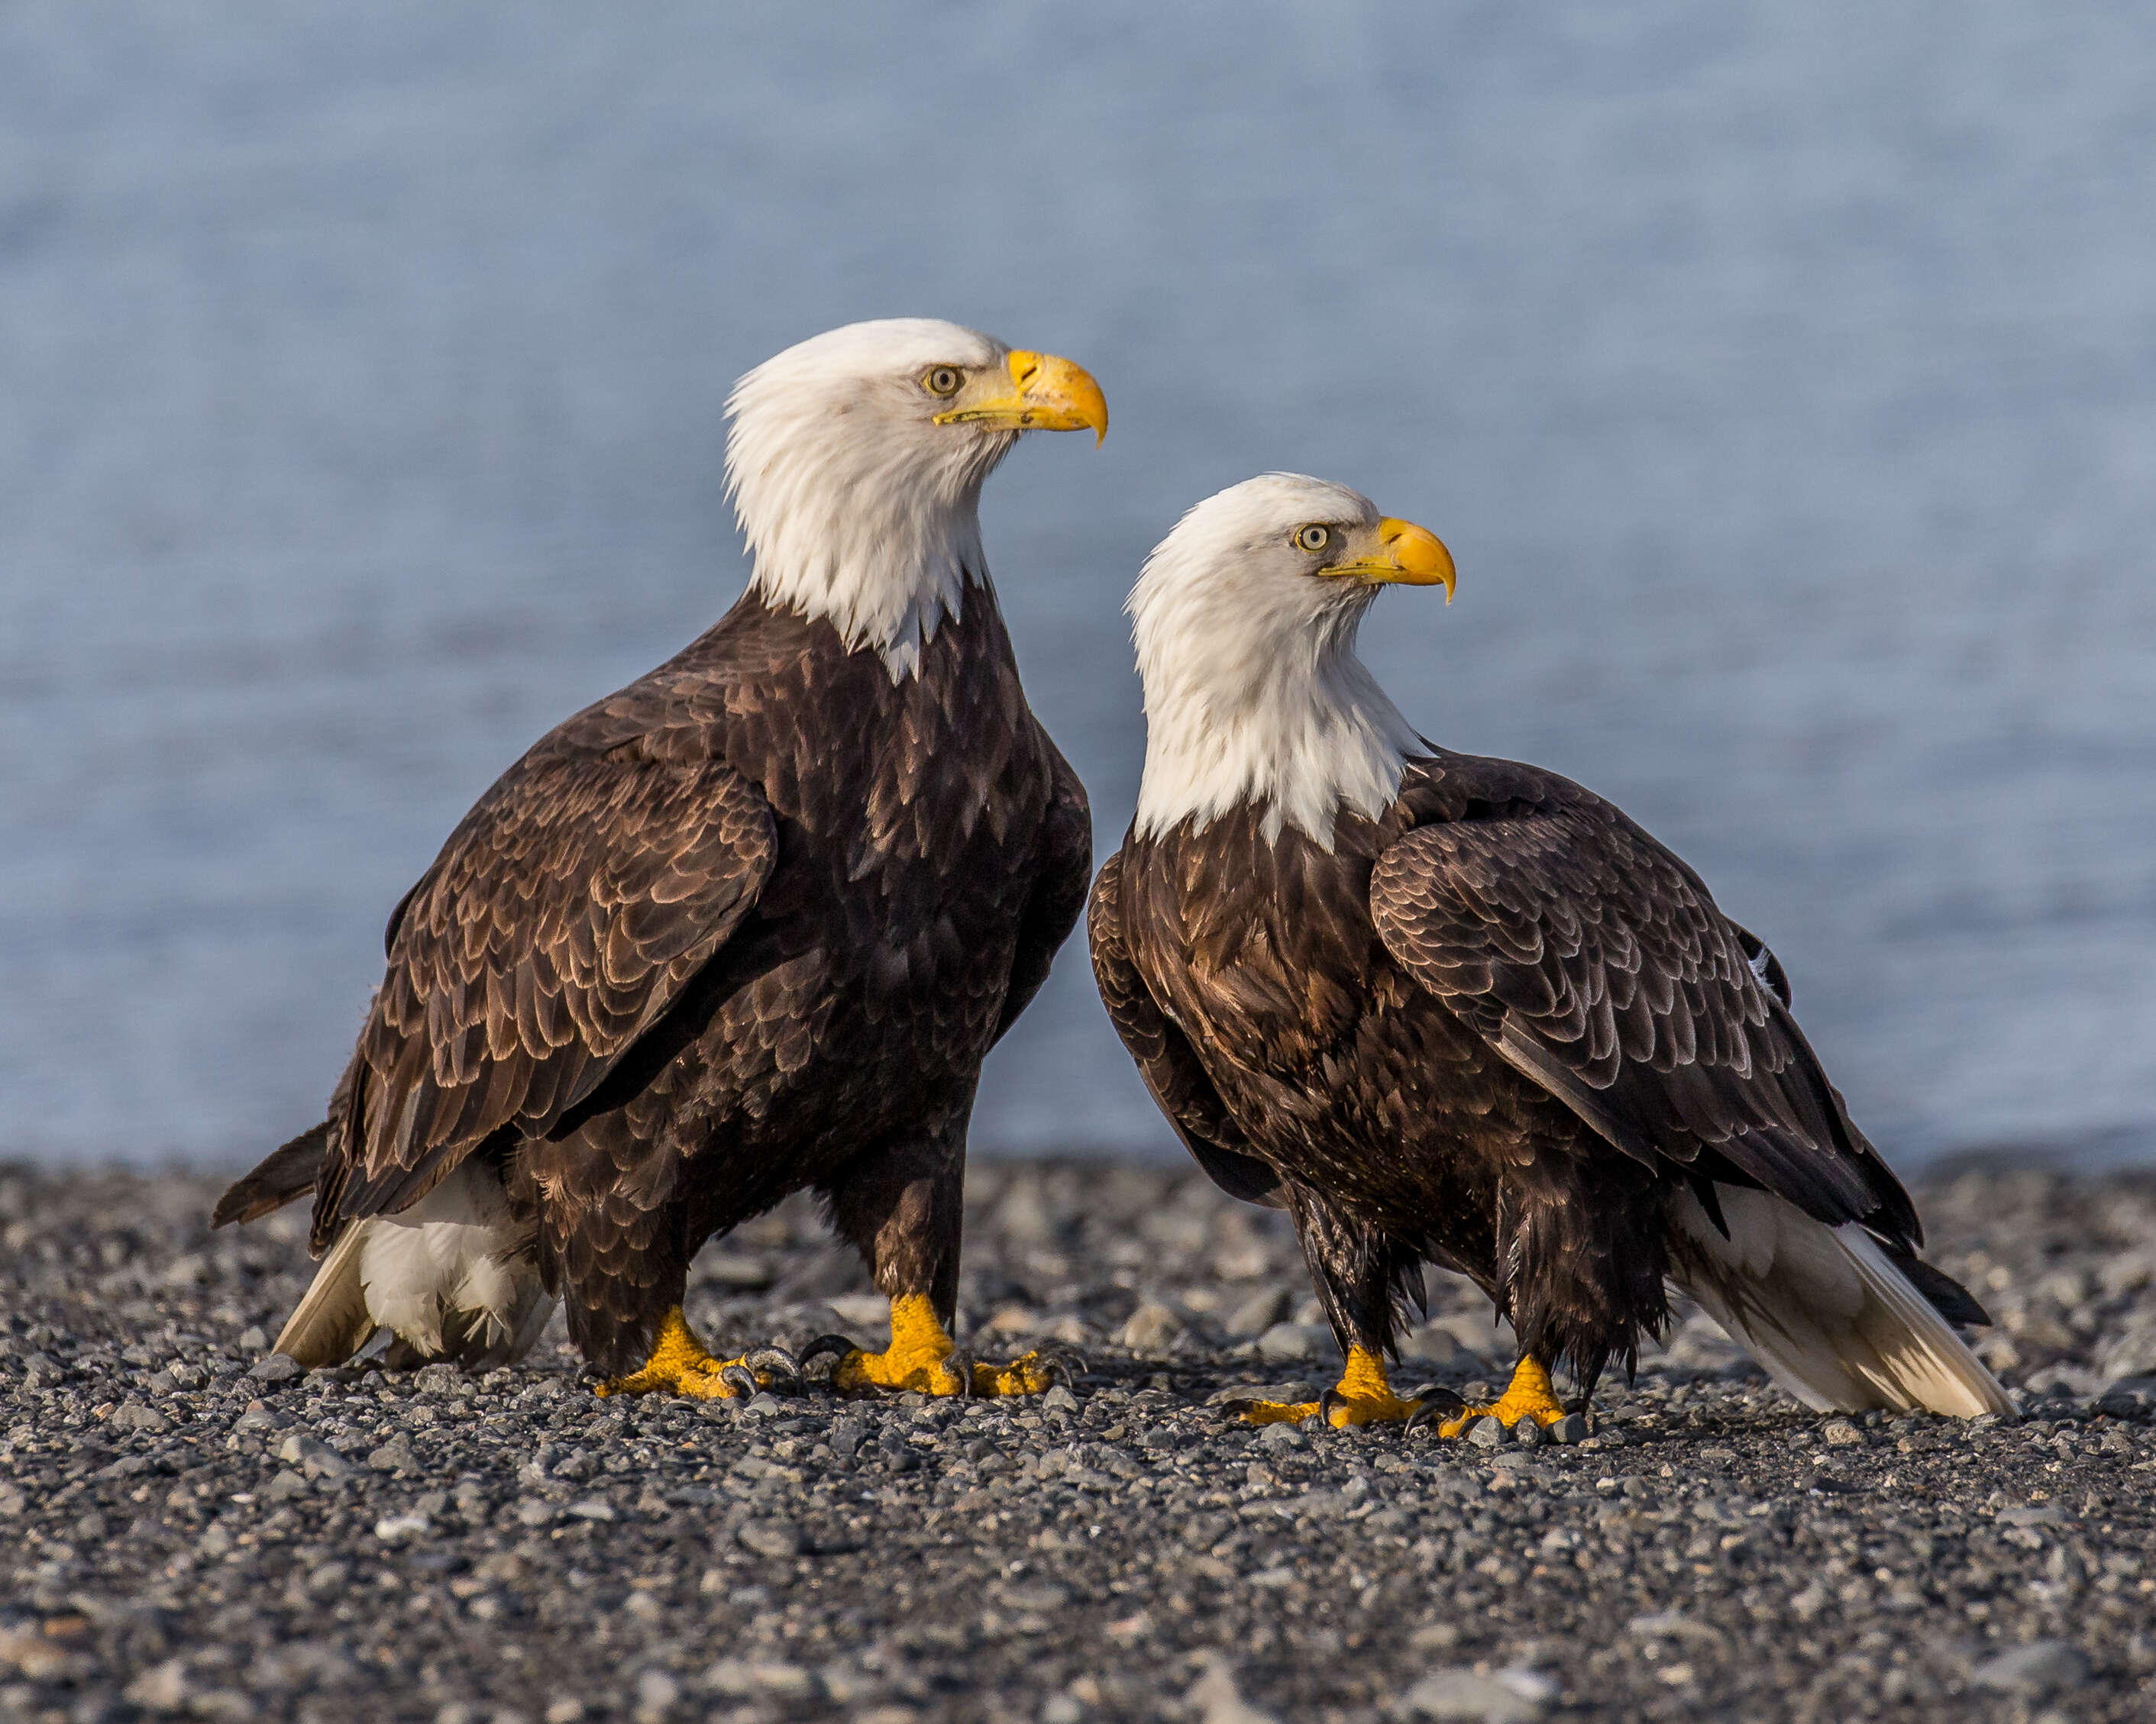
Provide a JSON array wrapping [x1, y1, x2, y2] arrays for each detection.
[[3, 3, 2153, 1169]]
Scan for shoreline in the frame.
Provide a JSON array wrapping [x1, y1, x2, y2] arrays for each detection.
[[3, 1157, 2153, 1721]]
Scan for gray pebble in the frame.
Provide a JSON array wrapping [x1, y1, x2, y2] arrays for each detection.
[[1970, 1640, 2090, 1697], [735, 1519, 806, 1559]]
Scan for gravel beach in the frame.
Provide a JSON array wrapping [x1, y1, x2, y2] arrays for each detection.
[[3, 1156, 2154, 1723]]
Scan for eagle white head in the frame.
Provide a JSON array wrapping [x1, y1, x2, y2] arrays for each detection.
[[725, 318, 1107, 680], [1127, 473, 1456, 847]]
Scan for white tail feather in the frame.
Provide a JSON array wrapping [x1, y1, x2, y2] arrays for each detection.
[[271, 1218, 373, 1367], [271, 1158, 554, 1372], [1669, 1185, 2011, 1419]]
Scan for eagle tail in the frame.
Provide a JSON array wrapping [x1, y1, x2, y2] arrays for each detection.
[[1669, 1183, 2012, 1419], [272, 1216, 377, 1368], [271, 1157, 555, 1373], [212, 1120, 331, 1228]]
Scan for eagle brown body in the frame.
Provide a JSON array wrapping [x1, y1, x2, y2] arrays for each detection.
[[215, 320, 1106, 1393], [226, 586, 1088, 1376], [1092, 471, 2006, 1426], [1093, 751, 1950, 1399]]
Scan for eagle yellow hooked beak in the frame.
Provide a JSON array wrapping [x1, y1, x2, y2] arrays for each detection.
[[934, 350, 1108, 445], [1325, 517, 1457, 600]]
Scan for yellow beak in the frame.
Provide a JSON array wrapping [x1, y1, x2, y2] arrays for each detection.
[[933, 350, 1108, 444], [1326, 517, 1457, 599]]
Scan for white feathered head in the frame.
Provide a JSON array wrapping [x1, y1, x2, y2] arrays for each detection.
[[725, 318, 1106, 679], [1126, 472, 1455, 847]]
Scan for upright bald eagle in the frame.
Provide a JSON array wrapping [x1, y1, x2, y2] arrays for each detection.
[[1089, 474, 2008, 1430], [215, 319, 1105, 1400]]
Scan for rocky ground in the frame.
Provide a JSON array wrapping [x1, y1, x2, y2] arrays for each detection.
[[2, 1157, 2154, 1724]]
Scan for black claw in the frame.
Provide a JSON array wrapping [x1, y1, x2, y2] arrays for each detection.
[[718, 1364, 760, 1400], [1404, 1384, 1464, 1435], [1317, 1388, 1347, 1426], [945, 1349, 978, 1399], [743, 1346, 800, 1387], [1407, 1383, 1464, 1416], [798, 1334, 857, 1379], [1035, 1345, 1086, 1387], [1219, 1398, 1257, 1421]]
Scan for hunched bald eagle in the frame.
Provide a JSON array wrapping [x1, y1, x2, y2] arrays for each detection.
[[215, 319, 1105, 1400], [1088, 473, 2008, 1430]]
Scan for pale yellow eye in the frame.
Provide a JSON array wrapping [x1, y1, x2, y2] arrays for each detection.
[[1294, 524, 1333, 554], [923, 366, 964, 397]]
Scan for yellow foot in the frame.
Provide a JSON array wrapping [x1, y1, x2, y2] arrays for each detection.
[[803, 1294, 1080, 1399], [595, 1308, 798, 1400], [1230, 1347, 1434, 1429], [1435, 1355, 1569, 1438]]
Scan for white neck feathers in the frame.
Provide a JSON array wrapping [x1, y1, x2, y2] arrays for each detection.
[[1131, 583, 1420, 851], [722, 321, 1015, 681]]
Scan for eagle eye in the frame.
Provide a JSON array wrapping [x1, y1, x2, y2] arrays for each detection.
[[923, 366, 965, 398], [1293, 524, 1334, 554]]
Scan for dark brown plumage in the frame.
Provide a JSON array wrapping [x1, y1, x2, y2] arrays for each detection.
[[215, 319, 1105, 1388], [1092, 472, 2004, 1423], [223, 585, 1087, 1376], [1095, 753, 1938, 1396]]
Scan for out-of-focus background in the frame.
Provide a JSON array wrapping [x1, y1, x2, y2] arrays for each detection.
[[3, 4, 2152, 1170]]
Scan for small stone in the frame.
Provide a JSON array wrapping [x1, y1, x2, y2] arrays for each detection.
[[1225, 1287, 1291, 1338], [373, 1513, 429, 1541], [1821, 1419, 1863, 1447], [633, 1668, 680, 1718], [737, 1519, 806, 1558], [544, 1703, 586, 1724], [565, 1499, 616, 1522], [238, 1326, 268, 1353], [1257, 1421, 1305, 1451], [1405, 1666, 1547, 1721], [827, 1417, 866, 1459], [1970, 1640, 2089, 1697], [1513, 1417, 1545, 1448], [1549, 1412, 1589, 1445], [1185, 1651, 1279, 1723], [368, 1435, 418, 1473], [515, 1500, 556, 1528], [1466, 1416, 1505, 1449], [108, 1400, 170, 1434], [276, 1433, 352, 1481], [1120, 1302, 1183, 1354], [250, 1354, 302, 1385], [413, 1362, 462, 1395], [703, 1657, 816, 1699], [1255, 1322, 1327, 1362], [2096, 1377, 2156, 1421], [125, 1658, 192, 1713], [263, 1471, 309, 1502], [745, 1661, 814, 1698], [297, 1561, 349, 1601], [1042, 1384, 1079, 1415], [744, 1392, 782, 1417]]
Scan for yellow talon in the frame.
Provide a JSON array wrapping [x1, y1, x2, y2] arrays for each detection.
[[1236, 1346, 1424, 1428], [1435, 1355, 1568, 1437], [829, 1294, 1062, 1398], [597, 1308, 764, 1400]]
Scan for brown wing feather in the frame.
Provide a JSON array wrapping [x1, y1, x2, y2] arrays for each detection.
[[312, 747, 774, 1248], [994, 731, 1093, 1043], [1369, 764, 1917, 1242], [1088, 850, 1282, 1207]]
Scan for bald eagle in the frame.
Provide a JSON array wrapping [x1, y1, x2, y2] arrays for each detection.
[[215, 319, 1105, 1400], [1089, 473, 2009, 1430]]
